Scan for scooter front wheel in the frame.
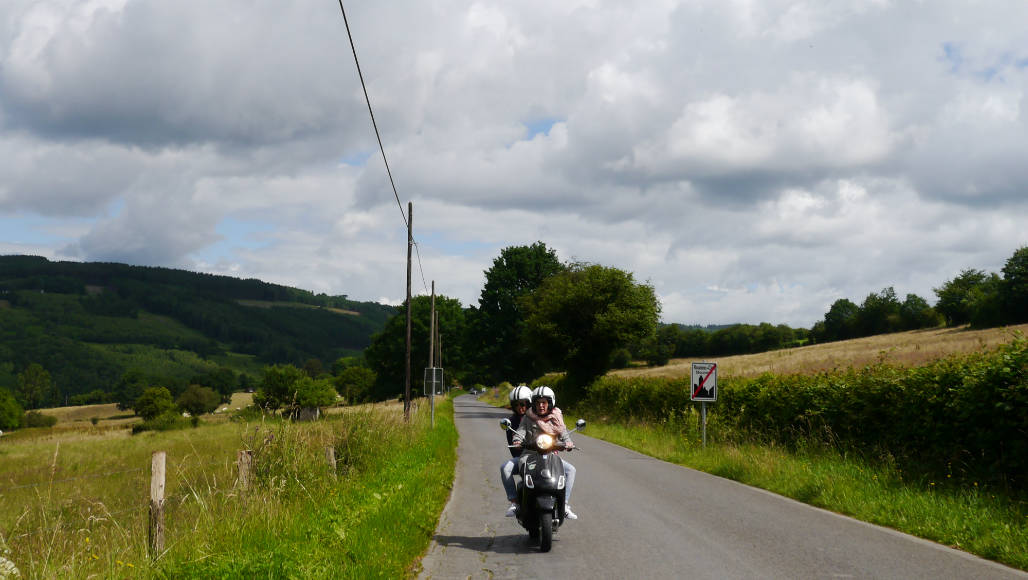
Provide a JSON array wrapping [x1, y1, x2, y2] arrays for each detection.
[[539, 512, 553, 552]]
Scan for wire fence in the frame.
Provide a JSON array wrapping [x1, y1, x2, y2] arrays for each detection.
[[0, 446, 339, 557]]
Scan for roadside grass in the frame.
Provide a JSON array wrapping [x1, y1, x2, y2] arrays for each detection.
[[0, 397, 457, 578], [581, 420, 1028, 571]]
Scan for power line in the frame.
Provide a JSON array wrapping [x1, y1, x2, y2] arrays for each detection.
[[336, 0, 408, 230], [336, 0, 431, 295]]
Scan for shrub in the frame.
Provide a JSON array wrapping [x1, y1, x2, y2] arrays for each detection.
[[132, 410, 190, 434], [23, 410, 57, 428], [135, 386, 175, 421], [0, 387, 23, 430]]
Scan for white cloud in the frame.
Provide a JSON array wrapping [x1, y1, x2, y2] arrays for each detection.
[[2, 0, 1027, 329]]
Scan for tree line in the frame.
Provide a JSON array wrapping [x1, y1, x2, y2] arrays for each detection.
[[811, 246, 1028, 343]]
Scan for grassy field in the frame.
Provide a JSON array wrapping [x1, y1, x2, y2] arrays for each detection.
[[613, 322, 1028, 379], [0, 397, 456, 578]]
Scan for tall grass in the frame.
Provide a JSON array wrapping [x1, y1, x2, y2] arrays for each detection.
[[0, 397, 457, 578]]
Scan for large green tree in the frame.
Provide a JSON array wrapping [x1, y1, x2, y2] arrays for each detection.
[[135, 387, 175, 421], [176, 384, 221, 416], [521, 263, 660, 399], [1001, 246, 1028, 324], [934, 269, 989, 326], [856, 287, 901, 336], [364, 295, 469, 402], [16, 363, 52, 410], [821, 298, 860, 341], [253, 364, 306, 411], [473, 243, 566, 384]]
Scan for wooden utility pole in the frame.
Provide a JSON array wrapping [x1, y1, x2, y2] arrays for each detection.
[[404, 202, 413, 422], [429, 281, 436, 428]]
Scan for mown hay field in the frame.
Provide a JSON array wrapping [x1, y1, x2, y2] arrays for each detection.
[[612, 322, 1028, 379]]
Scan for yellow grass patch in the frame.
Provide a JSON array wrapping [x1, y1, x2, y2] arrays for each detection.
[[612, 323, 1028, 380]]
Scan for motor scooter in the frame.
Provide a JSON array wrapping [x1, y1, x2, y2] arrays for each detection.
[[500, 417, 585, 552]]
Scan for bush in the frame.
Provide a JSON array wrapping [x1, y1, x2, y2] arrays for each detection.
[[293, 376, 337, 409], [132, 410, 190, 434], [334, 367, 376, 403], [0, 387, 23, 430], [135, 386, 176, 421], [23, 410, 57, 428]]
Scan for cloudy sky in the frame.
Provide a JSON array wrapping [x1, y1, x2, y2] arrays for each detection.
[[1, 0, 1026, 327]]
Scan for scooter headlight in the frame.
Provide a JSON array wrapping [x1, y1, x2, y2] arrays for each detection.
[[535, 433, 555, 451]]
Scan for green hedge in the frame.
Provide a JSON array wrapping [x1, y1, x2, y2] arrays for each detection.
[[579, 336, 1028, 489]]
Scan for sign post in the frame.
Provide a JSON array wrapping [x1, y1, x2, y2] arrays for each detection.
[[423, 367, 443, 427], [690, 362, 717, 447]]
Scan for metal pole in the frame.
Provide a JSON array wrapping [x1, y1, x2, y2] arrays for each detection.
[[404, 202, 412, 423], [701, 402, 707, 448]]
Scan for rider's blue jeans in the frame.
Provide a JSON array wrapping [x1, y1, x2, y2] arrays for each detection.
[[500, 456, 576, 503]]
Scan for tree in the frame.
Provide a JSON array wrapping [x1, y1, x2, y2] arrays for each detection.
[[1001, 246, 1028, 324], [292, 376, 337, 409], [204, 367, 238, 403], [335, 366, 376, 403], [821, 298, 860, 341], [16, 363, 51, 410], [934, 269, 988, 326], [898, 293, 941, 330], [114, 369, 150, 410], [135, 387, 175, 421], [674, 327, 709, 357], [639, 324, 678, 367], [472, 243, 566, 384], [856, 287, 901, 336], [0, 387, 23, 430], [968, 273, 1005, 328], [176, 384, 221, 416], [364, 295, 469, 402], [253, 364, 305, 411], [521, 263, 660, 400]]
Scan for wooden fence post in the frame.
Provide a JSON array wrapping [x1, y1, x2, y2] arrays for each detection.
[[149, 451, 166, 558], [325, 446, 337, 479], [237, 450, 252, 491]]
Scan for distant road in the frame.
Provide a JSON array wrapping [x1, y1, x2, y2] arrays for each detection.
[[418, 395, 1027, 580]]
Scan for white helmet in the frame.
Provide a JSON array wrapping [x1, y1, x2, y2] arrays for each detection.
[[509, 385, 532, 405], [531, 386, 555, 408]]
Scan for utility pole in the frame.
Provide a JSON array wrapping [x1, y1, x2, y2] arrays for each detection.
[[404, 202, 412, 423], [429, 281, 435, 428]]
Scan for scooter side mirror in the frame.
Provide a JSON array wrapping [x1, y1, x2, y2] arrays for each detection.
[[575, 419, 586, 430], [500, 418, 512, 430]]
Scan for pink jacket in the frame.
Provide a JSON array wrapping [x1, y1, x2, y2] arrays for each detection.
[[523, 407, 569, 439]]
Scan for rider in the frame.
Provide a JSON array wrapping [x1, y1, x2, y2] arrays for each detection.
[[500, 385, 532, 517], [517, 385, 578, 520]]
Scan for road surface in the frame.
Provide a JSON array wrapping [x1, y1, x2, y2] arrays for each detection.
[[418, 395, 1026, 579]]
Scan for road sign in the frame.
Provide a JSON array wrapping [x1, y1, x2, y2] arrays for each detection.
[[423, 367, 444, 396], [690, 362, 717, 402]]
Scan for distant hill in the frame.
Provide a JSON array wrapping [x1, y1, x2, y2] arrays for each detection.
[[0, 255, 396, 404]]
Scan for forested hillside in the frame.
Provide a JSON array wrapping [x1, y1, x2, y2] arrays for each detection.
[[0, 255, 395, 406]]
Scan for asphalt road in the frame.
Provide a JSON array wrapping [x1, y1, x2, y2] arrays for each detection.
[[417, 395, 1027, 580]]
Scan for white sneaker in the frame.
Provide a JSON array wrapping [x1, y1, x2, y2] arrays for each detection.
[[564, 505, 578, 520], [505, 503, 518, 517]]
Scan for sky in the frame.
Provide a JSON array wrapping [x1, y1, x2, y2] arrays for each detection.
[[1, 0, 1026, 328]]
